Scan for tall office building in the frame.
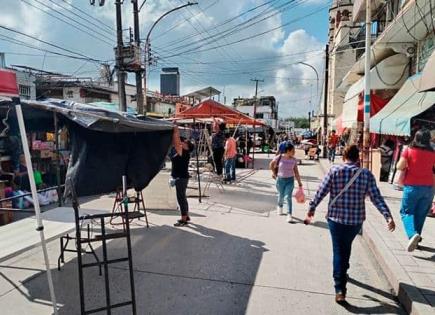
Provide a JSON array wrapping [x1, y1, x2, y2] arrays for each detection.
[[160, 67, 180, 96]]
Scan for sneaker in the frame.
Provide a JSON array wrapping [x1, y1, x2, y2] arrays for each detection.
[[277, 206, 283, 215], [407, 234, 421, 252], [287, 214, 294, 223]]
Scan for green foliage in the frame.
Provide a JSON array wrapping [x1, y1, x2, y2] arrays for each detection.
[[285, 117, 309, 128]]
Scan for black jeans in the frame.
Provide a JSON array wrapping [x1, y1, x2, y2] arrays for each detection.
[[328, 219, 362, 294], [175, 178, 189, 216], [213, 148, 225, 175]]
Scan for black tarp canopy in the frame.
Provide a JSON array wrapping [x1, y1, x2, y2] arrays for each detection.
[[0, 97, 173, 197]]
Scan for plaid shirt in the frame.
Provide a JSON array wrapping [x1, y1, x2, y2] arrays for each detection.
[[309, 162, 392, 225]]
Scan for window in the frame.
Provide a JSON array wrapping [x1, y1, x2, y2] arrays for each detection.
[[19, 85, 31, 100], [66, 90, 74, 98]]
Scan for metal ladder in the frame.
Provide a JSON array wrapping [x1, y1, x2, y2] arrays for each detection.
[[71, 186, 137, 314]]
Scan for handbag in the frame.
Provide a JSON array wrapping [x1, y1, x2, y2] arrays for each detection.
[[329, 168, 363, 207]]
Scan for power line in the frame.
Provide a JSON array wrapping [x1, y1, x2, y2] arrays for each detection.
[[20, 0, 113, 46], [152, 0, 220, 41], [60, 0, 115, 32], [160, 0, 301, 52], [0, 25, 103, 62], [156, 0, 282, 48], [160, 5, 328, 58], [45, 0, 115, 38]]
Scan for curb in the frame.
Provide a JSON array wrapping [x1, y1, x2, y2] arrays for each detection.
[[317, 159, 434, 315]]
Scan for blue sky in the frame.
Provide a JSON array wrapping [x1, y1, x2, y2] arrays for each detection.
[[0, 0, 330, 117]]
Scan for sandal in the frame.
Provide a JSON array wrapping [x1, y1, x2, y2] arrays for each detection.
[[174, 220, 188, 227]]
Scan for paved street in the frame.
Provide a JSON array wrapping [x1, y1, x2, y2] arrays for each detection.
[[0, 156, 405, 314]]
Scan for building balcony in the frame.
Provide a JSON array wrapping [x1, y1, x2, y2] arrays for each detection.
[[339, 0, 432, 89]]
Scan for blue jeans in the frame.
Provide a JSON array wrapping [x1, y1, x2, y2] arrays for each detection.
[[224, 157, 236, 181], [400, 185, 434, 239], [276, 177, 294, 214], [328, 219, 362, 294], [328, 147, 336, 162]]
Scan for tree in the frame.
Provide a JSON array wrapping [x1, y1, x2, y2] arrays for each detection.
[[285, 117, 309, 128]]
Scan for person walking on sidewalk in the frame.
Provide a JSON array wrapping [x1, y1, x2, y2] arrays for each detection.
[[327, 130, 339, 163], [396, 129, 435, 252], [171, 127, 194, 227], [224, 133, 237, 183], [304, 145, 395, 304], [269, 142, 303, 223], [212, 123, 226, 176]]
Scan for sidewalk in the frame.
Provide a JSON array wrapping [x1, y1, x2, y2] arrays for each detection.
[[318, 158, 435, 315], [0, 157, 404, 314]]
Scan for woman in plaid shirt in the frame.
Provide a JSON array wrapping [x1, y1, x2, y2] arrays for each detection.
[[305, 145, 396, 304]]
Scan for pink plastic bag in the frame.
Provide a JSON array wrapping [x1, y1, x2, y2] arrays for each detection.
[[294, 187, 305, 204]]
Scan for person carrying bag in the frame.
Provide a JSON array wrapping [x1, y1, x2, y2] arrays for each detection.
[[304, 145, 395, 304]]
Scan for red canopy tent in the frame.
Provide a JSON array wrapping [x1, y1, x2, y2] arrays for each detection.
[[175, 99, 264, 126]]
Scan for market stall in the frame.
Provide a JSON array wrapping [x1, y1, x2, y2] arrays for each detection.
[[0, 69, 174, 314]]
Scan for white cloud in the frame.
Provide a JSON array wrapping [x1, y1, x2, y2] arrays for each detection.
[[0, 0, 327, 118]]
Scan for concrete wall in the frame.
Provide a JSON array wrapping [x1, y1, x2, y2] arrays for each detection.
[[15, 71, 36, 100]]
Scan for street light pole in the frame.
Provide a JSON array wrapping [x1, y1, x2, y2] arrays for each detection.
[[297, 62, 319, 107], [362, 0, 372, 168], [143, 2, 198, 114]]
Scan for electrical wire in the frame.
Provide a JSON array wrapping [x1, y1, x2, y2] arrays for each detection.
[[60, 0, 115, 32], [20, 0, 114, 46], [160, 5, 328, 59], [372, 50, 410, 86], [45, 0, 116, 38], [156, 0, 281, 48], [160, 0, 304, 53], [152, 0, 220, 41], [0, 26, 103, 62]]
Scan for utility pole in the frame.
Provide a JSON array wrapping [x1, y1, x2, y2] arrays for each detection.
[[322, 44, 329, 158], [251, 78, 264, 169], [362, 0, 372, 168], [143, 2, 198, 114], [132, 0, 144, 115], [308, 111, 311, 130], [115, 0, 127, 112]]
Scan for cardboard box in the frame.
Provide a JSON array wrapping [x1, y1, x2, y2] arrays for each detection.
[[40, 150, 52, 159]]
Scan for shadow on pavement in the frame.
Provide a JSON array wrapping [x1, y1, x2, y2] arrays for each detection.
[[343, 278, 406, 314], [18, 223, 267, 314]]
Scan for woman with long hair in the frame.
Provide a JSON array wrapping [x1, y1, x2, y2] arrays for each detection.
[[396, 128, 435, 251]]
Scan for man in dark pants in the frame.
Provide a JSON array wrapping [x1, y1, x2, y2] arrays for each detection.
[[212, 123, 226, 176], [171, 127, 194, 227]]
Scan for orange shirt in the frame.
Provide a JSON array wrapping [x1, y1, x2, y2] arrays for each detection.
[[225, 137, 237, 158]]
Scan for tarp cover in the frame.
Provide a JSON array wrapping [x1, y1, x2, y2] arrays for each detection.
[[175, 99, 264, 125], [0, 97, 173, 197]]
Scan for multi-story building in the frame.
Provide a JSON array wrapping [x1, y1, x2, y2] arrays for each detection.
[[160, 67, 180, 96], [327, 0, 359, 123], [233, 96, 279, 129], [337, 0, 435, 140]]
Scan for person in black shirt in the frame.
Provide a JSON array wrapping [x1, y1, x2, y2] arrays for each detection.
[[212, 123, 226, 176], [171, 127, 194, 227]]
